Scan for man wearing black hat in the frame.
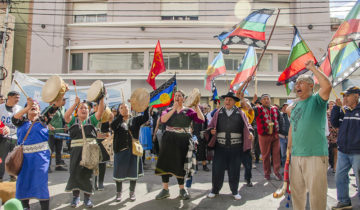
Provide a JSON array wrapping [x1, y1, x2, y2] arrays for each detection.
[[0, 91, 22, 182], [206, 92, 253, 200], [252, 93, 282, 181], [330, 86, 360, 210]]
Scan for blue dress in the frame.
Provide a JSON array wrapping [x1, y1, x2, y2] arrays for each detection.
[[14, 120, 50, 200]]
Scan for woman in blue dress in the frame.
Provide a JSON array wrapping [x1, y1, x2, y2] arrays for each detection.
[[12, 97, 60, 210]]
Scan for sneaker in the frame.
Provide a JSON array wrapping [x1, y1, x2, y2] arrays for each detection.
[[9, 176, 17, 182], [179, 188, 190, 200], [98, 183, 104, 191], [155, 189, 170, 200], [55, 166, 68, 171], [115, 192, 122, 202], [207, 192, 216, 198], [129, 191, 136, 201], [252, 164, 257, 169], [84, 197, 94, 208], [203, 165, 210, 172], [233, 193, 242, 200], [265, 175, 270, 180], [274, 173, 282, 181], [71, 196, 80, 208], [246, 180, 253, 187], [331, 202, 352, 210]]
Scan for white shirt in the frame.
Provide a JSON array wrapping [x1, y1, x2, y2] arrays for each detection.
[[0, 103, 22, 139]]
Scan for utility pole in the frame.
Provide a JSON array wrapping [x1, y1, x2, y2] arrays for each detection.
[[0, 1, 15, 95]]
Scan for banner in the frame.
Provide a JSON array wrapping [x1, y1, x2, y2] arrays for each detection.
[[11, 71, 131, 111]]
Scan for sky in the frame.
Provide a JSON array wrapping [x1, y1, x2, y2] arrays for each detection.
[[330, 0, 357, 19]]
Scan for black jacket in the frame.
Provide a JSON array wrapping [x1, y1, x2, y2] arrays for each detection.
[[279, 112, 290, 136], [111, 108, 149, 153], [330, 104, 360, 154]]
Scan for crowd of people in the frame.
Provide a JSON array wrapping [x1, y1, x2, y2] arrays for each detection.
[[0, 60, 359, 210]]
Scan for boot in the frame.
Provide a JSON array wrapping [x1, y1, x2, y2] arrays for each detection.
[[203, 165, 210, 171]]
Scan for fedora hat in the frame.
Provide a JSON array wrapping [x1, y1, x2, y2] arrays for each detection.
[[221, 92, 240, 102]]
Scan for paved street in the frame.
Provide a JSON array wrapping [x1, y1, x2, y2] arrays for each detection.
[[1, 158, 359, 210]]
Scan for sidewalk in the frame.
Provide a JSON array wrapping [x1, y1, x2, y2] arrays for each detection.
[[1, 159, 359, 210]]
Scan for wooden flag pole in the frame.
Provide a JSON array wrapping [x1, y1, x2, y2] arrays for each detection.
[[243, 8, 281, 92]]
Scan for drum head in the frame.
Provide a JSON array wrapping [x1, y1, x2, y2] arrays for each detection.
[[130, 88, 150, 112], [87, 80, 104, 102], [42, 75, 64, 103], [184, 88, 201, 107], [101, 107, 112, 123]]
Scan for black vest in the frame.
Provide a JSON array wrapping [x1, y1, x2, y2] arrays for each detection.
[[216, 107, 244, 147]]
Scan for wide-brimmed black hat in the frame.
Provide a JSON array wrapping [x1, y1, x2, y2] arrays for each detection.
[[221, 92, 240, 102]]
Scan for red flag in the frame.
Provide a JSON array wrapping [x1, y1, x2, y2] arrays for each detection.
[[147, 40, 166, 90]]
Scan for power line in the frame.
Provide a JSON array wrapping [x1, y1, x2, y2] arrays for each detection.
[[10, 5, 353, 12], [11, 1, 358, 4]]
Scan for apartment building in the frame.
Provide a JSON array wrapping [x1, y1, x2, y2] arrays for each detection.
[[24, 0, 334, 105]]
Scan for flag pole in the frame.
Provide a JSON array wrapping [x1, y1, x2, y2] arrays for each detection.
[[244, 8, 281, 92], [332, 88, 346, 114]]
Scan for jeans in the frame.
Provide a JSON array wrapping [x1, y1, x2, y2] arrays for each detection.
[[335, 151, 360, 204], [279, 137, 288, 166]]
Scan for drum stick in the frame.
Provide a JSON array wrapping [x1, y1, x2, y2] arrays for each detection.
[[14, 80, 29, 98], [72, 80, 78, 98]]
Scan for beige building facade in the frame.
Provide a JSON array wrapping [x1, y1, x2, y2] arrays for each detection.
[[25, 0, 337, 105]]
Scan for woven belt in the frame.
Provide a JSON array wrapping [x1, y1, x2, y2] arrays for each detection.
[[23, 141, 49, 153], [216, 132, 242, 145], [71, 138, 97, 147], [166, 126, 190, 133]]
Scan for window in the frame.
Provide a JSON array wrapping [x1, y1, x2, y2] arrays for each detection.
[[71, 53, 83, 70], [150, 52, 208, 70], [89, 53, 144, 71], [161, 16, 199, 21], [278, 54, 289, 72], [161, 0, 199, 21], [257, 53, 273, 72], [73, 3, 107, 23], [223, 53, 244, 71]]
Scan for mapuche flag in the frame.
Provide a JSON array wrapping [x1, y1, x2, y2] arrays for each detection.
[[204, 52, 226, 91], [277, 26, 317, 90], [327, 41, 360, 87], [318, 1, 360, 87], [215, 9, 274, 54], [328, 0, 360, 48], [147, 40, 166, 90], [230, 46, 257, 91], [149, 75, 176, 108]]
